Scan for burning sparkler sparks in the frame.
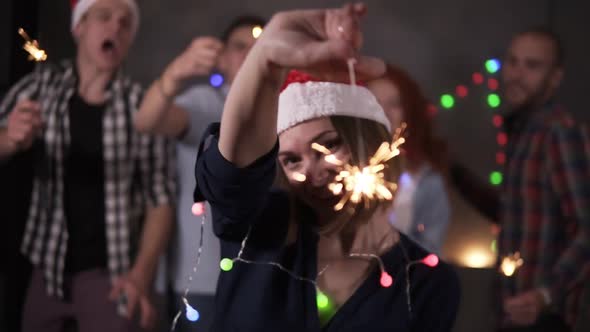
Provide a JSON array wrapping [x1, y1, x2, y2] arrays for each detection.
[[310, 123, 407, 211], [18, 28, 47, 62], [500, 252, 524, 277]]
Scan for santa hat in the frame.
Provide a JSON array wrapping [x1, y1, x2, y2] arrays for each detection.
[[277, 70, 391, 134], [70, 0, 140, 35]]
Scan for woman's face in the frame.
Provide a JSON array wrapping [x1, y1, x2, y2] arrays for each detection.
[[278, 118, 351, 215], [368, 78, 404, 130]]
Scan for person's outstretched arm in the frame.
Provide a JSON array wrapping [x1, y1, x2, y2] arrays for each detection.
[[218, 4, 383, 167], [134, 37, 223, 138]]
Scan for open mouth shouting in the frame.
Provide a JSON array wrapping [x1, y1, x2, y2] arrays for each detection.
[[100, 38, 119, 59]]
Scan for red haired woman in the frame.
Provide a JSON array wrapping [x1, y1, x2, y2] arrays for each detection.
[[368, 65, 450, 255]]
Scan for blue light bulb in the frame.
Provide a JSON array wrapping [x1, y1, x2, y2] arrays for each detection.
[[186, 304, 200, 322], [485, 59, 501, 74], [210, 73, 224, 88]]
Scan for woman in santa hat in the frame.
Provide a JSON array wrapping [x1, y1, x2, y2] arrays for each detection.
[[193, 3, 460, 332]]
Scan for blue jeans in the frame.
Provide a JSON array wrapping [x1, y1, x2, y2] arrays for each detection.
[[170, 293, 216, 332]]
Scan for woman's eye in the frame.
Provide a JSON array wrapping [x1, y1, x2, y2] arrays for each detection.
[[323, 138, 342, 151], [281, 157, 300, 168]]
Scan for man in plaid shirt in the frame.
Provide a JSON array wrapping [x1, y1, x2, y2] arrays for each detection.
[[0, 0, 175, 331], [453, 28, 590, 332]]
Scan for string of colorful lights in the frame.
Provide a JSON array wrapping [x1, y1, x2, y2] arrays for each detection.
[[218, 215, 441, 313], [171, 204, 207, 330], [217, 221, 441, 318], [436, 58, 504, 187], [435, 59, 529, 276]]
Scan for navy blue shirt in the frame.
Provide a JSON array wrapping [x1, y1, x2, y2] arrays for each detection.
[[194, 124, 460, 332]]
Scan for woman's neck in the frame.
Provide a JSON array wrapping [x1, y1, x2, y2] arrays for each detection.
[[319, 206, 398, 258]]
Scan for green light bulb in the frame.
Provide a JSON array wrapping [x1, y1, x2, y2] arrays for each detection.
[[220, 258, 234, 272], [316, 291, 329, 309], [440, 94, 455, 109], [488, 94, 501, 108], [489, 171, 503, 186]]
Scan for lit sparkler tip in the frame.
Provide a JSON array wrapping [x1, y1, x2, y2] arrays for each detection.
[[18, 28, 47, 62], [500, 252, 524, 277], [312, 122, 407, 212], [18, 28, 30, 40]]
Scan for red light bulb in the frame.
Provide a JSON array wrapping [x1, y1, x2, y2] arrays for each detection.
[[422, 254, 439, 267], [380, 272, 393, 288], [472, 72, 484, 85], [456, 85, 468, 98], [488, 78, 499, 90], [492, 115, 503, 128], [497, 132, 508, 146], [191, 202, 205, 216]]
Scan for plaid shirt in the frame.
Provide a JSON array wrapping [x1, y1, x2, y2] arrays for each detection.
[[500, 103, 590, 314], [0, 60, 176, 298]]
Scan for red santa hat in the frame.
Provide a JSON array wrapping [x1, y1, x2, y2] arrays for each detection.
[[70, 0, 140, 35], [277, 70, 391, 134]]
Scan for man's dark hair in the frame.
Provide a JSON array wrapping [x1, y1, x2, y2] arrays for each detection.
[[221, 15, 267, 43], [516, 26, 565, 66]]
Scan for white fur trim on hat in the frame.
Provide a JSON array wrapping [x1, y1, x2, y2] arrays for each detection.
[[277, 81, 392, 134], [71, 0, 140, 35]]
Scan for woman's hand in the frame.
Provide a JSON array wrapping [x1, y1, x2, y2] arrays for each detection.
[[255, 3, 384, 81]]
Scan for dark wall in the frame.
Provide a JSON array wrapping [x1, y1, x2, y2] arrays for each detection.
[[0, 1, 13, 91], [552, 0, 590, 122]]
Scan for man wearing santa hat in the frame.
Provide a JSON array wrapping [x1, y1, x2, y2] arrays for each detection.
[[0, 0, 175, 331]]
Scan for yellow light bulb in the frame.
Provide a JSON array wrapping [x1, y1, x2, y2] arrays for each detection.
[[252, 26, 263, 39]]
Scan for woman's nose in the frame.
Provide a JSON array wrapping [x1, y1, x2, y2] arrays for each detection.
[[305, 157, 337, 187]]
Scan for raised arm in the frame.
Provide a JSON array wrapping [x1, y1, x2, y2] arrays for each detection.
[[218, 3, 383, 167], [134, 37, 223, 137]]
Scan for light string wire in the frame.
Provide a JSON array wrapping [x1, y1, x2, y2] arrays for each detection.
[[171, 206, 206, 331]]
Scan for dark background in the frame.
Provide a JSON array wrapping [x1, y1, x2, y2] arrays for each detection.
[[1, 1, 588, 331]]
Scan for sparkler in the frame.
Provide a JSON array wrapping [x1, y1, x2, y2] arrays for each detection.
[[500, 252, 524, 277], [310, 123, 406, 211], [307, 56, 406, 211], [18, 28, 47, 62]]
